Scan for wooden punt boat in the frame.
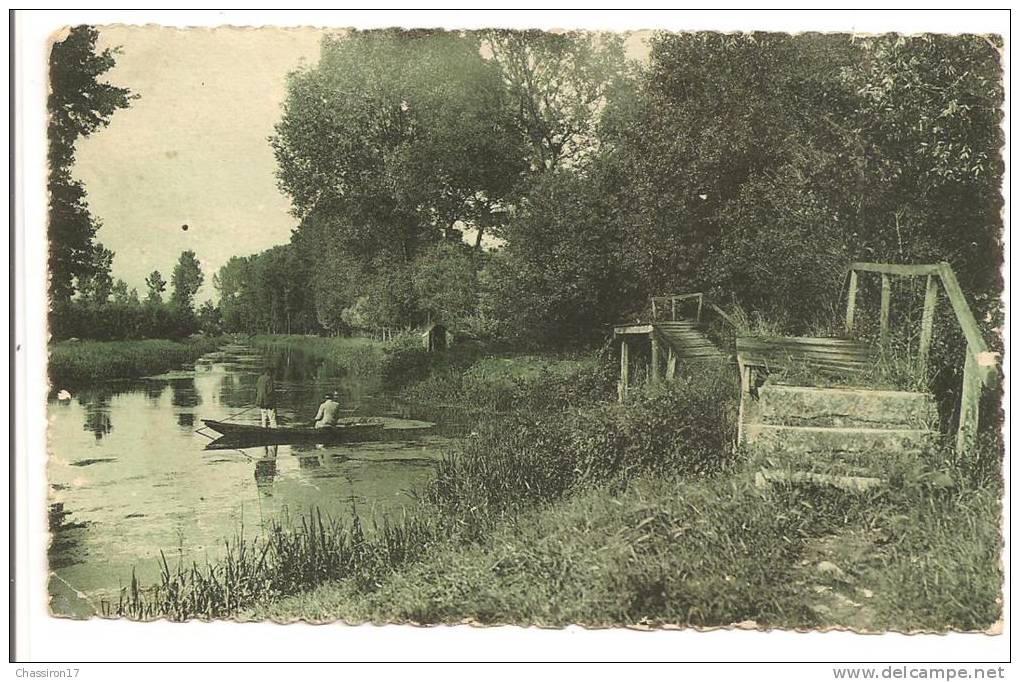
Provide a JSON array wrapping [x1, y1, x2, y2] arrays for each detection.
[[201, 419, 384, 446]]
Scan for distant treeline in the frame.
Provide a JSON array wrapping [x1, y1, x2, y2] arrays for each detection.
[[213, 29, 1002, 347], [50, 298, 221, 341]]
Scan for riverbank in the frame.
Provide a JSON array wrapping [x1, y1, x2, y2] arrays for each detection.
[[99, 336, 1002, 631], [48, 336, 230, 387], [247, 465, 1000, 631], [243, 358, 1001, 631], [247, 334, 385, 378]]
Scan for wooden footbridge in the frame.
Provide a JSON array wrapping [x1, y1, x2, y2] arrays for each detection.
[[614, 262, 999, 474]]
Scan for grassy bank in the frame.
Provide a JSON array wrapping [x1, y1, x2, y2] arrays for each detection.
[[389, 337, 617, 415], [48, 336, 229, 387], [247, 334, 385, 379], [99, 346, 1002, 631], [247, 463, 1000, 631]]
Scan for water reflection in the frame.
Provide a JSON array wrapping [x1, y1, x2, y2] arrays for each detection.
[[144, 383, 166, 404], [47, 343, 457, 617], [170, 380, 201, 408], [80, 393, 113, 441], [254, 446, 278, 498]]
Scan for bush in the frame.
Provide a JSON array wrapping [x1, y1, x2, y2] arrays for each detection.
[[398, 347, 617, 417], [429, 362, 738, 525], [379, 333, 434, 390]]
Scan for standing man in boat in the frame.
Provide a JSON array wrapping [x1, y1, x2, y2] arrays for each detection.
[[255, 366, 277, 428], [313, 390, 341, 428]]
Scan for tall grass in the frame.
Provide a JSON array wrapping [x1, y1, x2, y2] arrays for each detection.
[[248, 335, 384, 378], [49, 336, 228, 387], [102, 509, 442, 621], [248, 457, 1001, 631], [398, 346, 618, 416], [429, 362, 737, 528]]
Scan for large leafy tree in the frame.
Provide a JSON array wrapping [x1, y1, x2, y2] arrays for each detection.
[[272, 29, 528, 330], [482, 161, 637, 343], [602, 32, 1002, 331], [214, 246, 319, 334], [77, 242, 115, 304], [411, 242, 479, 326], [484, 29, 633, 173], [48, 25, 133, 303], [835, 34, 1004, 298], [273, 30, 526, 253], [170, 250, 204, 312]]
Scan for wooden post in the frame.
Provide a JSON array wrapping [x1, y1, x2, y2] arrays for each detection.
[[736, 359, 749, 445], [618, 338, 630, 402], [651, 299, 658, 320], [845, 270, 858, 333], [696, 294, 703, 323], [666, 349, 677, 380], [956, 348, 981, 454], [879, 273, 891, 346], [650, 334, 661, 384], [917, 274, 938, 377], [671, 298, 677, 321]]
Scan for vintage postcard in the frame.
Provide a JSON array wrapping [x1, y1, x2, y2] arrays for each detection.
[[13, 9, 1010, 666]]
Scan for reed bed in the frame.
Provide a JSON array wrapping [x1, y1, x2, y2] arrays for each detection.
[[49, 336, 229, 387], [101, 509, 442, 621], [248, 334, 385, 379]]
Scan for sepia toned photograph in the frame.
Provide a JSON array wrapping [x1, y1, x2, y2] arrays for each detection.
[[33, 14, 1005, 640]]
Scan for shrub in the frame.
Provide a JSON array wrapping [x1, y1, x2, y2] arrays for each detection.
[[429, 362, 738, 524], [379, 333, 434, 390]]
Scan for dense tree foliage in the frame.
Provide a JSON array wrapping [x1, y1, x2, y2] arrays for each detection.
[[230, 30, 1003, 348], [250, 29, 633, 337], [51, 252, 213, 341], [272, 30, 526, 244], [482, 161, 637, 342], [214, 245, 319, 335], [145, 270, 167, 304], [48, 26, 133, 304], [484, 29, 633, 173], [601, 32, 1003, 331], [170, 250, 204, 312]]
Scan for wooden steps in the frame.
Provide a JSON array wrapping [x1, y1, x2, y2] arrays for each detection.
[[742, 382, 938, 487], [757, 384, 937, 430], [736, 335, 876, 375], [746, 423, 932, 456]]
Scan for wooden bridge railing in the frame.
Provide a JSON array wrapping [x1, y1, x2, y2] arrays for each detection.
[[845, 261, 998, 453], [650, 292, 740, 329]]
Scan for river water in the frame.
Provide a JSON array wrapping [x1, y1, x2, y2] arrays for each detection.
[[47, 343, 460, 617]]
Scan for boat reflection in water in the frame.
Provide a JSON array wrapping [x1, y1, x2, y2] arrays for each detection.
[[254, 445, 278, 498], [47, 343, 456, 617]]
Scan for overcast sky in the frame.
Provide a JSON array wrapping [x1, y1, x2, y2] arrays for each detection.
[[73, 25, 648, 304], [74, 26, 323, 303]]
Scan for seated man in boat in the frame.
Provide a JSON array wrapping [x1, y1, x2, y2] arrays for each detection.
[[313, 391, 342, 428], [255, 367, 277, 428]]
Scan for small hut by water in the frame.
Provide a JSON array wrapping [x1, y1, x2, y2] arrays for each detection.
[[421, 323, 452, 352]]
